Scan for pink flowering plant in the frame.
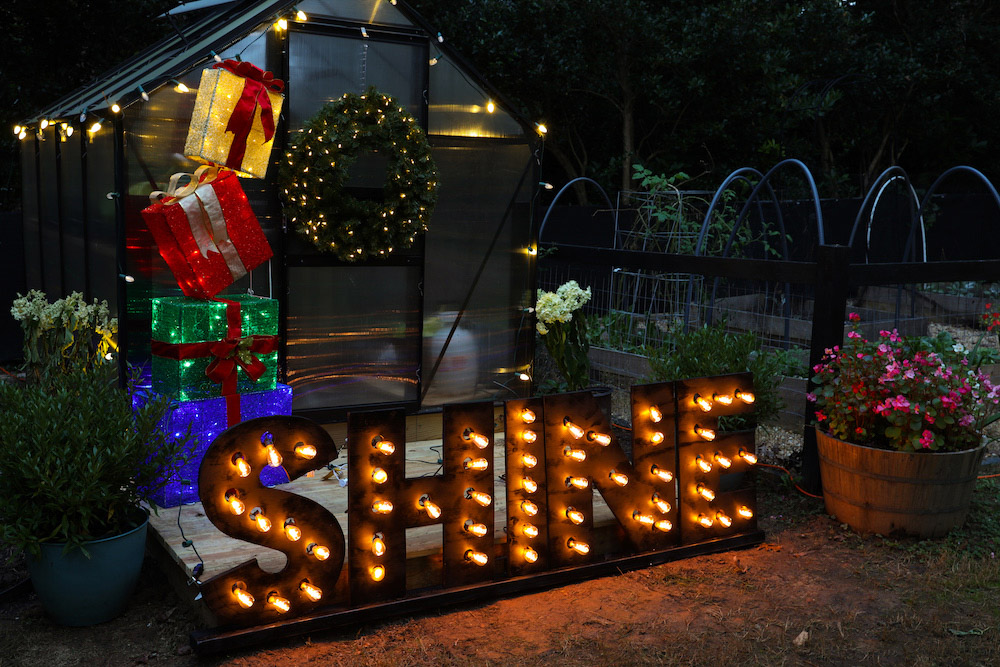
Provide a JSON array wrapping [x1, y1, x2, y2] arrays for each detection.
[[808, 313, 1000, 452]]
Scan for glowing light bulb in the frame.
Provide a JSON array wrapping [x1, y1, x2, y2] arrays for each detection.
[[536, 123, 548, 135], [651, 465, 673, 483], [566, 476, 589, 490], [738, 505, 754, 519], [18, 129, 26, 140], [39, 119, 49, 130], [463, 428, 490, 449], [226, 491, 245, 515], [283, 519, 301, 541], [521, 454, 538, 470], [563, 417, 585, 439], [250, 508, 271, 532], [656, 518, 674, 533], [519, 371, 532, 381], [464, 457, 489, 471], [88, 120, 103, 134], [465, 549, 489, 566], [697, 514, 714, 528], [486, 99, 495, 113], [65, 125, 74, 137], [609, 470, 629, 486], [232, 583, 254, 608], [696, 483, 716, 502], [524, 547, 538, 563], [521, 408, 536, 423], [714, 452, 733, 469], [467, 489, 492, 507], [632, 511, 655, 526], [739, 448, 758, 465], [372, 500, 393, 514], [587, 431, 612, 446], [694, 394, 713, 412], [232, 453, 251, 477], [295, 443, 317, 459], [652, 493, 671, 514], [714, 392, 734, 406], [371, 467, 388, 484], [716, 511, 733, 528], [567, 538, 589, 555], [694, 425, 716, 441], [267, 592, 290, 613], [174, 81, 189, 93], [265, 443, 283, 468], [420, 496, 442, 519], [521, 500, 539, 516], [13, 125, 21, 136], [521, 523, 539, 538], [299, 580, 322, 602], [566, 507, 585, 525], [522, 429, 538, 444], [111, 103, 121, 114], [563, 446, 587, 462], [522, 477, 538, 493], [371, 533, 386, 556], [369, 564, 386, 581], [649, 405, 663, 422], [139, 86, 149, 102], [464, 520, 488, 537], [277, 17, 288, 30], [372, 435, 395, 455], [296, 9, 307, 20], [650, 431, 665, 445], [736, 389, 756, 404], [696, 456, 713, 473]]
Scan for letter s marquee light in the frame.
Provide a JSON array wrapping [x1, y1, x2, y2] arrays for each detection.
[[192, 374, 762, 653]]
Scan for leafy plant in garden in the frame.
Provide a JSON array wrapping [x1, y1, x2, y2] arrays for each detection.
[[809, 313, 1000, 452], [646, 321, 784, 427], [536, 280, 592, 392]]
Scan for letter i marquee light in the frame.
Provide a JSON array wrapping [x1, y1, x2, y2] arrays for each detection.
[[192, 374, 763, 653]]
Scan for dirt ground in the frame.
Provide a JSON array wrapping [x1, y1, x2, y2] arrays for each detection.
[[2, 471, 999, 667]]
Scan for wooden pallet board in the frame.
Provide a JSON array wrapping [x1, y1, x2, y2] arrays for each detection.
[[148, 436, 616, 580]]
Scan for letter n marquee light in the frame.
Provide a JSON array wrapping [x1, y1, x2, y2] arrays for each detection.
[[191, 374, 763, 654]]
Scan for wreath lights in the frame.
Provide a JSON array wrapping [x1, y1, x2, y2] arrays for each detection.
[[279, 87, 439, 261]]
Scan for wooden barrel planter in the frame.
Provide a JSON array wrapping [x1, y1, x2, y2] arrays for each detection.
[[816, 429, 984, 538]]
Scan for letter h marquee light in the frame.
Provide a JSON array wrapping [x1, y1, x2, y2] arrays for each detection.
[[191, 373, 762, 652]]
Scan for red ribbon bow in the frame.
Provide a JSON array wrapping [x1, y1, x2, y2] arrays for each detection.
[[150, 334, 279, 396], [214, 59, 285, 170]]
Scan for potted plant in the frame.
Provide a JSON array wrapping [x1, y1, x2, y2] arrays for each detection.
[[0, 291, 194, 625], [808, 313, 1000, 537]]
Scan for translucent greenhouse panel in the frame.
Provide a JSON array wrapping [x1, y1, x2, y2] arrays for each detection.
[[288, 31, 424, 130], [428, 59, 523, 139], [286, 266, 421, 411], [85, 130, 118, 316], [38, 127, 62, 297], [21, 138, 41, 291], [421, 142, 533, 406], [296, 0, 413, 26], [59, 133, 86, 296]]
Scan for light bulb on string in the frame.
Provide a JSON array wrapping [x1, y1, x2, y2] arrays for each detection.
[[172, 80, 189, 93], [110, 103, 121, 114], [88, 119, 103, 134], [13, 125, 21, 136], [39, 119, 49, 130], [295, 8, 307, 20], [486, 99, 495, 113]]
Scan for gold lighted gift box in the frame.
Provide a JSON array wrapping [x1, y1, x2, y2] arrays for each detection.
[[184, 67, 284, 179]]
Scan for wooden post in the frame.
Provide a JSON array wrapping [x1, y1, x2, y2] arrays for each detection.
[[801, 244, 850, 493]]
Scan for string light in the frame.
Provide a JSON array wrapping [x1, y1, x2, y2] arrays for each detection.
[[172, 79, 189, 93], [649, 405, 663, 423], [266, 591, 291, 613], [521, 523, 539, 538], [419, 495, 443, 519], [370, 564, 386, 581], [295, 8, 307, 20], [735, 389, 756, 404], [232, 582, 254, 608], [264, 443, 283, 468], [518, 372, 531, 381], [372, 435, 395, 455], [465, 550, 489, 566], [563, 417, 585, 439], [716, 511, 733, 528], [295, 443, 317, 459], [587, 431, 612, 446], [652, 493, 671, 514], [697, 514, 714, 528], [650, 431, 665, 445], [566, 538, 590, 555], [522, 429, 538, 444], [463, 457, 489, 471], [738, 505, 754, 519], [306, 543, 330, 560], [463, 428, 490, 449], [632, 511, 655, 527], [225, 490, 245, 515], [360, 26, 368, 38], [372, 499, 394, 514], [39, 119, 49, 130], [486, 99, 495, 113], [739, 448, 758, 465], [566, 507, 585, 524], [521, 453, 538, 468], [429, 53, 441, 66], [210, 50, 223, 63], [714, 452, 733, 469], [714, 392, 734, 406], [87, 119, 103, 134], [521, 408, 536, 423], [535, 123, 548, 136], [371, 533, 386, 556], [563, 446, 587, 462], [466, 488, 492, 507], [283, 518, 301, 541], [696, 456, 713, 473], [521, 500, 539, 516], [110, 103, 121, 114], [464, 520, 488, 537], [249, 508, 271, 532], [523, 547, 539, 563], [565, 476, 589, 490], [232, 453, 251, 477], [694, 394, 713, 412], [651, 465, 673, 483], [18, 128, 26, 140], [12, 125, 21, 136], [276, 17, 289, 30], [371, 467, 389, 484], [609, 470, 629, 486], [694, 425, 716, 441], [655, 519, 673, 532], [696, 483, 716, 502], [522, 477, 538, 493], [299, 580, 323, 602]]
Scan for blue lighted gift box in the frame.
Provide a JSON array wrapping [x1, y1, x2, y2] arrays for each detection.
[[136, 383, 293, 508]]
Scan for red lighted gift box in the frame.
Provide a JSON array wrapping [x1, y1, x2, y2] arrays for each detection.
[[141, 167, 273, 298]]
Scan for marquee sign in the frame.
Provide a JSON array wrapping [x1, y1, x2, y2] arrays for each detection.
[[192, 374, 762, 650]]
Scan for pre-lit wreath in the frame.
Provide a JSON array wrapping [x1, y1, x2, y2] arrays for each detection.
[[279, 87, 439, 261]]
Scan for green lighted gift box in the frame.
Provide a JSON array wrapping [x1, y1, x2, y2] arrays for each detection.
[[151, 295, 279, 402]]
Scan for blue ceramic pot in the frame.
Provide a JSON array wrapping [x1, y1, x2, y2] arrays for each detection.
[[25, 511, 148, 626]]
